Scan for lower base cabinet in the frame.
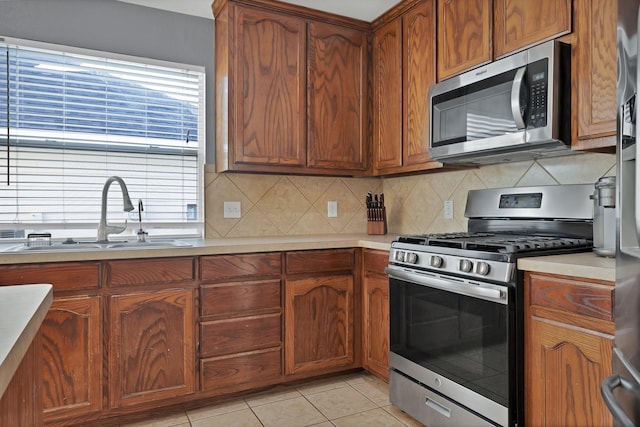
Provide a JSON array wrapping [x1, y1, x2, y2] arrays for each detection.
[[285, 274, 355, 375], [42, 296, 102, 421], [0, 247, 389, 426], [362, 249, 390, 381], [525, 272, 614, 427], [0, 333, 43, 427], [109, 288, 196, 408], [201, 347, 282, 391]]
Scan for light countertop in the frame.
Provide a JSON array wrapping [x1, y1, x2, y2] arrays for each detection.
[[517, 251, 615, 282], [0, 235, 615, 282], [0, 284, 53, 399], [0, 234, 396, 265]]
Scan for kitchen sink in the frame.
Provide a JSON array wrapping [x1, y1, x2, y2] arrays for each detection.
[[3, 239, 192, 252]]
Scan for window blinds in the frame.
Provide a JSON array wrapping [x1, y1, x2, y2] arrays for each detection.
[[0, 39, 204, 239]]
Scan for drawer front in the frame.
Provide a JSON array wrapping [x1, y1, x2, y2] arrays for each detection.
[[106, 257, 195, 287], [363, 249, 389, 274], [200, 348, 282, 391], [201, 279, 281, 318], [286, 249, 355, 274], [200, 253, 281, 281], [528, 272, 614, 321], [0, 262, 100, 290], [200, 313, 281, 357]]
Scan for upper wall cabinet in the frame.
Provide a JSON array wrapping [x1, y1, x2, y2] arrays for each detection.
[[373, 0, 447, 175], [436, 0, 492, 81], [214, 0, 370, 176], [436, 0, 571, 81], [494, 0, 571, 58], [572, 0, 617, 150], [307, 22, 369, 171]]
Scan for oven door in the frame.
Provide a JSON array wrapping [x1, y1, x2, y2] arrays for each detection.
[[386, 265, 518, 427]]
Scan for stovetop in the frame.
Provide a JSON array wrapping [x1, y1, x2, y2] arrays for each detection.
[[397, 232, 592, 255], [389, 232, 593, 284]]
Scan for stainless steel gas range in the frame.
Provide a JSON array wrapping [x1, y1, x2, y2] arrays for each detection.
[[386, 184, 594, 427]]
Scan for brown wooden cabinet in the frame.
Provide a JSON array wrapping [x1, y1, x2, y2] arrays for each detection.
[[284, 249, 357, 376], [572, 0, 617, 150], [214, 0, 369, 176], [525, 272, 614, 427], [229, 6, 306, 169], [494, 0, 571, 58], [42, 296, 102, 421], [373, 0, 444, 175], [362, 249, 389, 381], [436, 0, 492, 81], [108, 287, 196, 408], [0, 332, 43, 427], [199, 253, 283, 393], [307, 21, 368, 172], [0, 262, 102, 423], [436, 0, 571, 79]]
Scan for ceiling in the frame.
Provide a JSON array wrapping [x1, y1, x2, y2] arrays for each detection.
[[116, 0, 402, 22]]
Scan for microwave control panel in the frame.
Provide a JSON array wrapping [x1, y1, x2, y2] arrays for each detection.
[[526, 58, 549, 129]]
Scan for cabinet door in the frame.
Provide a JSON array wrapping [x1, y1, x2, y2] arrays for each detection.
[[42, 296, 102, 421], [363, 272, 389, 381], [233, 6, 306, 167], [526, 317, 613, 427], [574, 0, 617, 148], [285, 275, 354, 375], [494, 0, 571, 58], [437, 0, 492, 80], [373, 18, 403, 171], [403, 0, 436, 168], [307, 22, 368, 171], [109, 288, 195, 408]]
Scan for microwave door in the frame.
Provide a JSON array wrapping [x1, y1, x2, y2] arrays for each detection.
[[430, 68, 526, 159]]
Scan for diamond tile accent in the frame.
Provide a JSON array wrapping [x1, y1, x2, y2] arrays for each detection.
[[203, 153, 615, 238]]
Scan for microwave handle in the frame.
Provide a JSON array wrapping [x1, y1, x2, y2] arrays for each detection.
[[510, 66, 527, 130]]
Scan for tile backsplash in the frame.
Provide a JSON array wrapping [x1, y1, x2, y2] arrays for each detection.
[[204, 152, 615, 238]]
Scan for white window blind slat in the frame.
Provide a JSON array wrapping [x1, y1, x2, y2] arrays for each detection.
[[0, 39, 204, 239]]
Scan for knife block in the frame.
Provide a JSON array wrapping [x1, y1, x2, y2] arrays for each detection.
[[367, 207, 387, 235]]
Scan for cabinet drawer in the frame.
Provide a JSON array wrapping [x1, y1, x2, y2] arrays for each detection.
[[201, 313, 281, 357], [106, 257, 195, 287], [200, 253, 281, 281], [363, 249, 389, 274], [286, 249, 355, 274], [528, 272, 614, 321], [201, 279, 281, 318], [0, 262, 100, 291], [200, 347, 282, 391]]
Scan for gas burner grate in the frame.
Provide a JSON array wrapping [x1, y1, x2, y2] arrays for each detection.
[[397, 233, 592, 254]]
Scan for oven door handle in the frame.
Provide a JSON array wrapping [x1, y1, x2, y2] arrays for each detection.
[[385, 265, 508, 304]]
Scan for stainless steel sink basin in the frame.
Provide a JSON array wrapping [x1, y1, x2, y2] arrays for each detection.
[[3, 239, 192, 252], [105, 240, 192, 249]]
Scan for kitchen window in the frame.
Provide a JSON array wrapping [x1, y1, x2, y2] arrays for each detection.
[[0, 37, 205, 240]]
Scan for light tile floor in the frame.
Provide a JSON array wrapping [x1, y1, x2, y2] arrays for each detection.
[[121, 372, 425, 427]]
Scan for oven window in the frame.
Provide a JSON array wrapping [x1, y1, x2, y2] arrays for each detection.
[[390, 278, 510, 407]]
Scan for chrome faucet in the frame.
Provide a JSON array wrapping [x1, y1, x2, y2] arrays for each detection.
[[97, 176, 134, 243]]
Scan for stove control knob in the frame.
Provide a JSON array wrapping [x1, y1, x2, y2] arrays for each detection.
[[429, 255, 444, 268], [395, 251, 405, 262], [459, 259, 473, 273], [406, 252, 419, 264], [475, 261, 491, 276]]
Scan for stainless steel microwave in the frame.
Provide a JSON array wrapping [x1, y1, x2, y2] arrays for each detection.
[[428, 40, 572, 165]]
